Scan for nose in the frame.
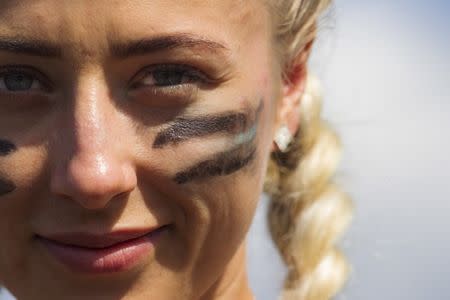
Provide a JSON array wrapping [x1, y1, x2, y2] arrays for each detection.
[[50, 76, 137, 210]]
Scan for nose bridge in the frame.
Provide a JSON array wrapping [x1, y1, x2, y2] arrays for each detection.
[[70, 76, 115, 186], [50, 72, 136, 209], [72, 74, 111, 156]]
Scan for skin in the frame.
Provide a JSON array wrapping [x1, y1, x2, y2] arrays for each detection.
[[0, 139, 16, 156], [0, 139, 16, 195], [0, 1, 309, 299]]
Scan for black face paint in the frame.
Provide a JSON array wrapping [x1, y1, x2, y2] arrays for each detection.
[[0, 139, 17, 196], [0, 179, 16, 196], [174, 143, 256, 184], [154, 100, 264, 148], [153, 112, 249, 148], [172, 99, 263, 184], [0, 139, 16, 156]]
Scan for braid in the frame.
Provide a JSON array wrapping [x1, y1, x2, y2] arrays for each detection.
[[264, 75, 353, 300]]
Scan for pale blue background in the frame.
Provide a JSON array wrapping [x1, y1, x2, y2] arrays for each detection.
[[248, 0, 450, 299], [2, 0, 449, 299]]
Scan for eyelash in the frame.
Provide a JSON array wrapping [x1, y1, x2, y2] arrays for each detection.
[[0, 66, 50, 94], [0, 63, 210, 97], [130, 64, 210, 91], [129, 64, 217, 101]]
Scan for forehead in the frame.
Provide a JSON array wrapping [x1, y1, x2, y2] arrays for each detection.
[[0, 0, 270, 55]]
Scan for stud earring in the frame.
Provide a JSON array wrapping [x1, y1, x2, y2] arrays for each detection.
[[274, 124, 292, 153]]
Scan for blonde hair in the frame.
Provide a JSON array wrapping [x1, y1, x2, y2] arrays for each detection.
[[264, 1, 353, 299]]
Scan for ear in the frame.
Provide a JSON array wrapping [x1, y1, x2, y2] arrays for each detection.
[[272, 40, 314, 151]]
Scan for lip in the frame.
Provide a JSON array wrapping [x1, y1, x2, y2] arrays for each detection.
[[36, 225, 169, 274]]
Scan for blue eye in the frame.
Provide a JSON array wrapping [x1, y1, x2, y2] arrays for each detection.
[[135, 65, 205, 89], [153, 69, 189, 86], [3, 72, 33, 91], [0, 70, 45, 92]]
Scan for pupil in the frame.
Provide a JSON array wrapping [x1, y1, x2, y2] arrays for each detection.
[[4, 73, 33, 91], [154, 71, 184, 86]]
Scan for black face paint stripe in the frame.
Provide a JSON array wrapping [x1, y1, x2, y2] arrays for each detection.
[[0, 139, 17, 196], [170, 98, 264, 184], [153, 99, 264, 149], [153, 112, 249, 148], [174, 144, 256, 184], [0, 139, 16, 156], [0, 179, 15, 196]]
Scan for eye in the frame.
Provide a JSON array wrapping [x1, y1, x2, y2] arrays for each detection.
[[0, 68, 46, 92], [132, 64, 207, 89]]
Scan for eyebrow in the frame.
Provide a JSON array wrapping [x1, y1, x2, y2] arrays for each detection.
[[0, 33, 228, 60], [111, 34, 230, 58], [0, 36, 62, 57], [153, 100, 263, 148]]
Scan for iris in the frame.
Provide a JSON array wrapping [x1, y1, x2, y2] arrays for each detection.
[[4, 72, 34, 91]]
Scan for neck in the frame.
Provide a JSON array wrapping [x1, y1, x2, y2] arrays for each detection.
[[200, 241, 254, 300]]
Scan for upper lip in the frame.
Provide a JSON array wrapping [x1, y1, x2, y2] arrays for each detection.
[[36, 226, 166, 249]]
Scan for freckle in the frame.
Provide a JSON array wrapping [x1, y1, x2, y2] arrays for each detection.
[[0, 139, 17, 156]]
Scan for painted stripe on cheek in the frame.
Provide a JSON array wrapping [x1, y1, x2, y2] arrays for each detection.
[[0, 139, 17, 156], [153, 112, 248, 148], [0, 179, 16, 196], [0, 139, 17, 196], [172, 99, 264, 184], [174, 144, 257, 184]]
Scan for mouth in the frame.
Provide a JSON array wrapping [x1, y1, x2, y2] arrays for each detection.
[[35, 225, 170, 274]]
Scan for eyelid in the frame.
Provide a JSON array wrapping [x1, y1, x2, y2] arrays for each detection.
[[129, 63, 214, 89], [0, 65, 52, 92]]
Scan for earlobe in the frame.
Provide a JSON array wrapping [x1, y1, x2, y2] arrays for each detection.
[[273, 124, 293, 153], [273, 40, 314, 152]]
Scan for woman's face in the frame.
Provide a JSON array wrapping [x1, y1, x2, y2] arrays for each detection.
[[0, 1, 283, 299]]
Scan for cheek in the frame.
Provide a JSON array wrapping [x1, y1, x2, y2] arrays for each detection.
[[0, 139, 17, 156], [189, 97, 274, 232], [0, 187, 34, 288], [210, 171, 262, 230], [0, 140, 17, 196], [0, 197, 30, 286], [0, 147, 47, 205], [0, 145, 64, 296], [0, 145, 48, 279], [193, 121, 273, 249], [208, 106, 275, 243], [185, 170, 262, 278], [0, 178, 15, 196]]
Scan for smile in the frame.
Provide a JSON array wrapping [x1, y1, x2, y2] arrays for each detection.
[[35, 225, 170, 274]]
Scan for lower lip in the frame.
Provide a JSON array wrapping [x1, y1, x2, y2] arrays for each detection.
[[36, 228, 167, 274]]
